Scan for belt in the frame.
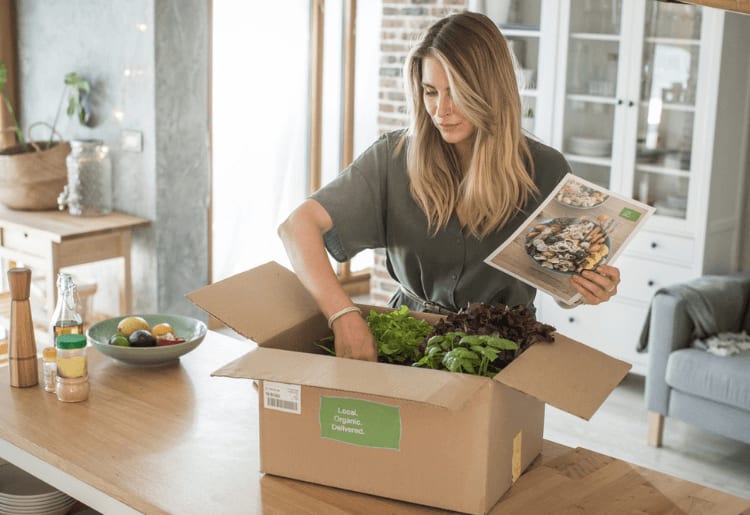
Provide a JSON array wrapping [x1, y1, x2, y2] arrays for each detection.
[[398, 285, 458, 316]]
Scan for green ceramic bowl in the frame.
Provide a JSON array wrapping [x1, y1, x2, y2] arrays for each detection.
[[86, 314, 207, 366]]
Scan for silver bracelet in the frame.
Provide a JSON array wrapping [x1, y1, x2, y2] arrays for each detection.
[[327, 306, 362, 329]]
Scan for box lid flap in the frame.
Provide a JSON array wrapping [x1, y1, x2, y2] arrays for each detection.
[[213, 347, 488, 410], [494, 333, 631, 420], [187, 261, 320, 345]]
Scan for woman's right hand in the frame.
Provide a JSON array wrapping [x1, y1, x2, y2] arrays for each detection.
[[330, 312, 378, 361]]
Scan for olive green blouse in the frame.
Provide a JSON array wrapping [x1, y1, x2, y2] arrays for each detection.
[[311, 130, 570, 313]]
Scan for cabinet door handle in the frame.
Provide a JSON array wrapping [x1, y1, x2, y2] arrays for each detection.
[[617, 99, 624, 105], [650, 242, 658, 249], [628, 100, 635, 107], [647, 280, 655, 287], [568, 317, 575, 323]]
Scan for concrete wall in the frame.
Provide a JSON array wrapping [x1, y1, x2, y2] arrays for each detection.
[[15, 0, 209, 319]]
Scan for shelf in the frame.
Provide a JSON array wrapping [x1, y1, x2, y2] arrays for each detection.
[[635, 164, 691, 177], [564, 154, 612, 167], [639, 100, 695, 112], [644, 36, 700, 46], [567, 94, 618, 105], [569, 32, 621, 42]]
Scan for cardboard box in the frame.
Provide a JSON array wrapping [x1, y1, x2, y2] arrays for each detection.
[[188, 262, 630, 514]]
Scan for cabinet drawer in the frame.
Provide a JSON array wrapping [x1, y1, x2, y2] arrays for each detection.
[[537, 295, 648, 375], [1, 227, 49, 257], [616, 256, 696, 304], [624, 231, 694, 265]]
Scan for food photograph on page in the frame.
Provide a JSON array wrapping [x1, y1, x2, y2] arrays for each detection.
[[485, 174, 655, 305]]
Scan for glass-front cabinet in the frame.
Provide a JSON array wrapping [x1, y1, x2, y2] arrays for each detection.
[[468, 0, 560, 144], [478, 0, 750, 374], [635, 2, 702, 220], [553, 0, 706, 228]]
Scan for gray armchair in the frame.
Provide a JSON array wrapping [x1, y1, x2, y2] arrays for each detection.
[[644, 274, 750, 447]]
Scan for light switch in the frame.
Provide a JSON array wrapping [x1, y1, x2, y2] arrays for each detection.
[[121, 129, 143, 152]]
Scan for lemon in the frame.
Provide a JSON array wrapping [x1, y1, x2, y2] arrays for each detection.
[[151, 322, 175, 337], [116, 316, 150, 337]]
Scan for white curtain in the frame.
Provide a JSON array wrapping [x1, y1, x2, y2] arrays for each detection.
[[212, 1, 381, 282], [212, 1, 311, 280]]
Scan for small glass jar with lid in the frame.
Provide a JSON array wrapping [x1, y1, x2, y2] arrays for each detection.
[[59, 139, 113, 216], [55, 334, 89, 402]]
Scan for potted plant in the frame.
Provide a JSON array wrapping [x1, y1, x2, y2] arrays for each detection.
[[0, 63, 91, 210]]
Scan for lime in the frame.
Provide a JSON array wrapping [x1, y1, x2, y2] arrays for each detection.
[[109, 333, 130, 347]]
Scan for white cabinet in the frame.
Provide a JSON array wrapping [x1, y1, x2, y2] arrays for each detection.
[[476, 0, 750, 374]]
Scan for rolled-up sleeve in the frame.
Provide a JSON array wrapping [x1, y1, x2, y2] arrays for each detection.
[[311, 134, 391, 262]]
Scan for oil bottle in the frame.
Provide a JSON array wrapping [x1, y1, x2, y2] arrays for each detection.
[[49, 272, 83, 347]]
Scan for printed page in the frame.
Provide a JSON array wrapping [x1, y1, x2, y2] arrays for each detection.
[[485, 173, 655, 305]]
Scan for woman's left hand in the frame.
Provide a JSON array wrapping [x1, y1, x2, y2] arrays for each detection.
[[570, 264, 620, 305]]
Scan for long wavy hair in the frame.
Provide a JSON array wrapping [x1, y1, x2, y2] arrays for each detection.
[[401, 11, 536, 239]]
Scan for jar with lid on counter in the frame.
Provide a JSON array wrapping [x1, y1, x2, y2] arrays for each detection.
[[55, 334, 89, 402], [58, 140, 112, 216]]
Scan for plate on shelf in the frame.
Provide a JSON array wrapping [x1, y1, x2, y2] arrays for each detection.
[[654, 201, 686, 218], [568, 137, 612, 157]]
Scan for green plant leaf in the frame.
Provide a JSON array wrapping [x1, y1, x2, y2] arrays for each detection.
[[484, 335, 519, 350], [367, 306, 432, 364], [0, 63, 7, 90], [442, 347, 480, 374]]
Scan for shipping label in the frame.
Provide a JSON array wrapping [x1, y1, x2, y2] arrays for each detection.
[[263, 381, 301, 414], [319, 396, 401, 450]]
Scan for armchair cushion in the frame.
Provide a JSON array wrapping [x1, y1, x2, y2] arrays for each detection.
[[665, 348, 750, 411]]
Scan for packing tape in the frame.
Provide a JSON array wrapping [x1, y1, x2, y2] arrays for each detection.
[[512, 431, 522, 482]]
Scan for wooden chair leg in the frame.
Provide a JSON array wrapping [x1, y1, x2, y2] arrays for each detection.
[[648, 411, 664, 447]]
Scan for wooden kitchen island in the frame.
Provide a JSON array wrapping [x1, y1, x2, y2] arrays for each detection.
[[0, 331, 748, 514]]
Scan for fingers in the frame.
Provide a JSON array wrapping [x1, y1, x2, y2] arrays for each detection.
[[333, 316, 378, 361], [571, 265, 621, 305]]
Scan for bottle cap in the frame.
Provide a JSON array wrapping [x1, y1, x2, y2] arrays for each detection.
[[56, 334, 87, 349]]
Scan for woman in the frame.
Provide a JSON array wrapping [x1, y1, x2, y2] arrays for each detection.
[[278, 11, 620, 361]]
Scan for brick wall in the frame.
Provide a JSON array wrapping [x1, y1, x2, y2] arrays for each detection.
[[370, 0, 468, 305]]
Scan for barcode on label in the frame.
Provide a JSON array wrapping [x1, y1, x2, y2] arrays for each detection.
[[263, 381, 301, 414]]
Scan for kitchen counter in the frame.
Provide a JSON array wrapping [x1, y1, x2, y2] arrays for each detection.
[[0, 331, 747, 514]]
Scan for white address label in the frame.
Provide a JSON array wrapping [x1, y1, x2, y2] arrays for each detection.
[[263, 381, 301, 414]]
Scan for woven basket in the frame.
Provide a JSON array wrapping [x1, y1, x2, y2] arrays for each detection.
[[0, 141, 70, 210]]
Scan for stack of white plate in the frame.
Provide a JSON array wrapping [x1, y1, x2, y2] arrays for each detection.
[[568, 136, 612, 157], [0, 462, 76, 515]]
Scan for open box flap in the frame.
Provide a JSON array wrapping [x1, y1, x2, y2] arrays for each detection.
[[493, 332, 631, 420], [213, 347, 489, 410], [187, 261, 320, 346]]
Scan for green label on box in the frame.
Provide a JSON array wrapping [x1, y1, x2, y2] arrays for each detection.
[[319, 396, 401, 450], [619, 207, 641, 222]]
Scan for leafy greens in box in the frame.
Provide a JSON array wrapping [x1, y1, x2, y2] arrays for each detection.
[[317, 303, 556, 376]]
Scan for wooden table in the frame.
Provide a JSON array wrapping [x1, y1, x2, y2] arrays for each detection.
[[0, 205, 149, 318], [0, 331, 748, 514]]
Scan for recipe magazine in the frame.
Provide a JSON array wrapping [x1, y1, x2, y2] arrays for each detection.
[[485, 173, 655, 305]]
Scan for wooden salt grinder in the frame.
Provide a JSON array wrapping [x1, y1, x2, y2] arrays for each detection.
[[8, 268, 39, 388]]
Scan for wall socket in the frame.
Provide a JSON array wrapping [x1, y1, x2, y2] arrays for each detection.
[[121, 129, 143, 152]]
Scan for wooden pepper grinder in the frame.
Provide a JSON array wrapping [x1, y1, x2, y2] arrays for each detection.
[[8, 267, 39, 388]]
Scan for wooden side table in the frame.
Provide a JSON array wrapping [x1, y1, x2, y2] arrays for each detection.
[[0, 206, 149, 320]]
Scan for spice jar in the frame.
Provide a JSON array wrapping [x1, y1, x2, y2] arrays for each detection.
[[42, 347, 57, 393], [55, 334, 89, 402]]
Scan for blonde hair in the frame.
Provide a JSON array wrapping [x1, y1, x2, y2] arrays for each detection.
[[402, 11, 537, 239]]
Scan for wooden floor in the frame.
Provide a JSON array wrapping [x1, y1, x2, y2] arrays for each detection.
[[543, 373, 750, 500]]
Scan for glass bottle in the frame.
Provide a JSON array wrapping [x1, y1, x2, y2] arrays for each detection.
[[55, 333, 89, 402], [42, 346, 57, 393], [49, 272, 84, 348]]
